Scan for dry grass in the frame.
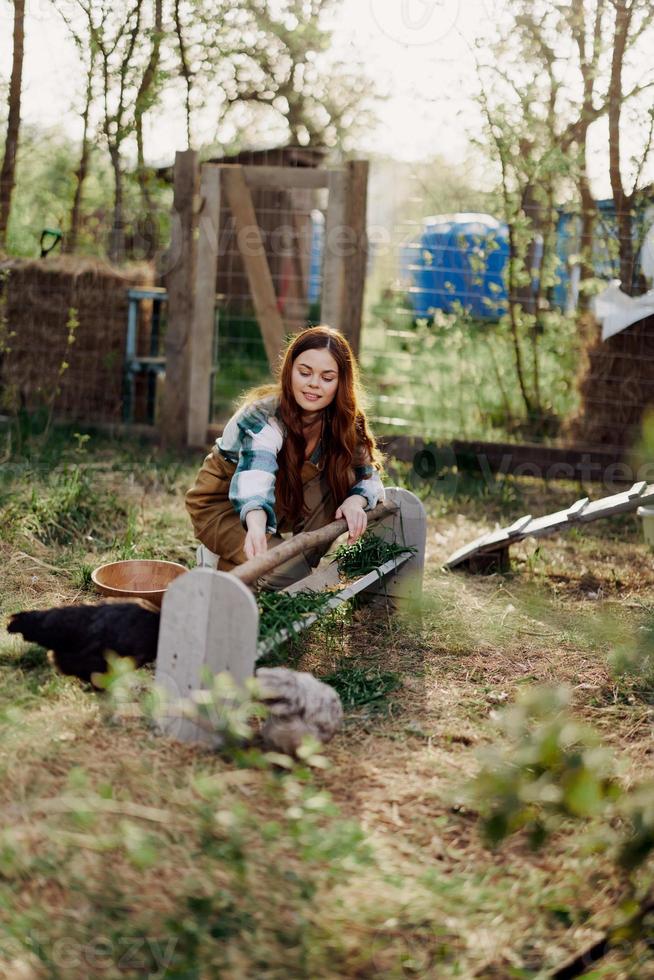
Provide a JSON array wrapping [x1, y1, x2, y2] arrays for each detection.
[[1, 445, 654, 977]]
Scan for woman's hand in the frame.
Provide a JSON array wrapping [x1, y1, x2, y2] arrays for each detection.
[[335, 495, 367, 545], [244, 509, 268, 560]]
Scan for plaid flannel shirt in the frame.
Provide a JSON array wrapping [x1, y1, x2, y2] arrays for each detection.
[[216, 396, 384, 533]]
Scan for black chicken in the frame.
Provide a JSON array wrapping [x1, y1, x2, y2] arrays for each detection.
[[7, 602, 160, 685]]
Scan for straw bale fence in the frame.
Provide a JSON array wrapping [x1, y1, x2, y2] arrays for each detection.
[[0, 257, 154, 424], [567, 313, 654, 449]]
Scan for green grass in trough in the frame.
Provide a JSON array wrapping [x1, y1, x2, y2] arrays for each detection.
[[333, 530, 415, 578]]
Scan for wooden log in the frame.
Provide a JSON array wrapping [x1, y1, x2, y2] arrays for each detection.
[[187, 163, 221, 448], [341, 160, 369, 358], [161, 149, 200, 448], [232, 500, 399, 587], [382, 435, 631, 485], [221, 164, 287, 370], [242, 166, 329, 190], [321, 169, 348, 332], [155, 568, 259, 745]]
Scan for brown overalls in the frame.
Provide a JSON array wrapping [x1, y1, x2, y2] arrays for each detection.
[[185, 448, 337, 590]]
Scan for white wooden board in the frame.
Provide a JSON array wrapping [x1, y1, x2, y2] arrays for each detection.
[[444, 482, 654, 569], [155, 568, 259, 744]]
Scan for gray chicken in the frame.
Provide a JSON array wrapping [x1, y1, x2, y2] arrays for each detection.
[[254, 667, 344, 754]]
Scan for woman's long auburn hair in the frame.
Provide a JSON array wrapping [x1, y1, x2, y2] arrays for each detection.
[[240, 325, 383, 523]]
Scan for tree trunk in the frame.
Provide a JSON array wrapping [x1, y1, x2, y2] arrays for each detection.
[[577, 145, 597, 308], [135, 0, 163, 259], [108, 146, 125, 264], [517, 181, 542, 316], [174, 0, 193, 148], [506, 221, 534, 418], [0, 0, 26, 250], [65, 58, 95, 255], [608, 0, 635, 294]]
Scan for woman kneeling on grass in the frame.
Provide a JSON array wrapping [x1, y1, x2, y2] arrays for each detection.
[[185, 325, 385, 590]]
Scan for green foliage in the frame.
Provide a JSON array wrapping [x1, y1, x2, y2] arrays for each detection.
[[2, 463, 128, 548], [257, 589, 334, 651], [319, 664, 400, 710], [471, 682, 654, 961], [2, 0, 372, 263], [332, 529, 415, 579], [3, 125, 116, 258], [211, 313, 270, 422], [618, 785, 654, 872], [5, 127, 77, 257], [471, 687, 654, 873], [361, 297, 581, 444], [472, 686, 618, 848]]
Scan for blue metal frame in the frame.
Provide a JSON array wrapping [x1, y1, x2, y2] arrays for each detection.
[[124, 288, 168, 424]]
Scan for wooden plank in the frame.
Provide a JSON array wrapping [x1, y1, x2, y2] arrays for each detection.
[[364, 488, 426, 605], [628, 480, 647, 498], [155, 568, 259, 745], [221, 164, 287, 369], [445, 482, 654, 571], [161, 149, 200, 448], [523, 508, 573, 536], [203, 424, 644, 489], [341, 160, 369, 357], [291, 205, 311, 306], [242, 166, 329, 190], [321, 169, 348, 331], [567, 497, 590, 517], [506, 514, 533, 536], [284, 559, 341, 595], [443, 533, 496, 569], [187, 164, 221, 448], [579, 485, 654, 520]]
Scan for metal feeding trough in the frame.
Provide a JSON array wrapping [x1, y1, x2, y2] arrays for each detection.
[[91, 559, 188, 608]]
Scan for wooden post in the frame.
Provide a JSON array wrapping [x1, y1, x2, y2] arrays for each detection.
[[187, 164, 221, 448], [161, 150, 200, 448], [155, 568, 259, 745], [321, 169, 348, 332], [221, 164, 287, 370], [341, 160, 369, 358], [291, 206, 312, 302]]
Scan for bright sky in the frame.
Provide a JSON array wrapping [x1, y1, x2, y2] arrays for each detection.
[[2, 0, 490, 163], [0, 0, 649, 197], [330, 0, 490, 162]]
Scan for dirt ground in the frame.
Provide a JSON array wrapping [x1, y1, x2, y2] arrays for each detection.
[[1, 446, 654, 979]]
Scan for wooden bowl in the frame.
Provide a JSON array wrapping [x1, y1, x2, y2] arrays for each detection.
[[91, 559, 188, 609]]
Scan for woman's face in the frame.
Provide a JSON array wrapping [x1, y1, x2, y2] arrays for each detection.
[[291, 347, 339, 414]]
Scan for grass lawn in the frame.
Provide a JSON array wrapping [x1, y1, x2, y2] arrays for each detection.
[[1, 431, 653, 978]]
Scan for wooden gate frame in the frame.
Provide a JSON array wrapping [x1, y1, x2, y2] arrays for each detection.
[[161, 150, 369, 449]]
